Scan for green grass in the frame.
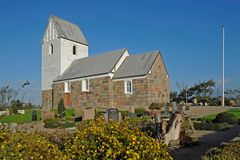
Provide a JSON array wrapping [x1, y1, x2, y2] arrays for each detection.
[[228, 108, 240, 119], [65, 108, 75, 117], [0, 110, 41, 123], [201, 108, 240, 121]]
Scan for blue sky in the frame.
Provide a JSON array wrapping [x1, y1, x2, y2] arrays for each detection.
[[0, 1, 239, 105]]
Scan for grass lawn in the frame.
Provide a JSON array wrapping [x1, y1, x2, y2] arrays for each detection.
[[51, 108, 75, 117], [0, 109, 41, 123], [201, 108, 240, 121], [65, 108, 75, 117]]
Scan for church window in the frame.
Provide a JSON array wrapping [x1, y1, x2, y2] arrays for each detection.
[[64, 81, 71, 93], [82, 79, 89, 92], [124, 80, 133, 94], [49, 44, 53, 54], [73, 46, 76, 55]]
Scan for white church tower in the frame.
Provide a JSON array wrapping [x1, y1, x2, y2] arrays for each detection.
[[42, 16, 88, 109]]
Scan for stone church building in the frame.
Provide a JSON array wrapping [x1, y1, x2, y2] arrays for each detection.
[[42, 16, 169, 109]]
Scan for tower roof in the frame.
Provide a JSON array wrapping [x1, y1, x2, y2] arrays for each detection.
[[50, 16, 88, 45]]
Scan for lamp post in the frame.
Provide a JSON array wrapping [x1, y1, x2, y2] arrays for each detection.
[[222, 26, 225, 107]]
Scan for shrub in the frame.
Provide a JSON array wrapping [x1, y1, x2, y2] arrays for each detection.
[[149, 103, 164, 110], [95, 111, 105, 118], [203, 141, 240, 160], [213, 112, 238, 124], [135, 108, 146, 117], [44, 118, 75, 128], [64, 118, 172, 160], [194, 122, 230, 131], [0, 130, 9, 143], [57, 98, 65, 118], [44, 118, 59, 128], [119, 110, 129, 118], [0, 131, 63, 159], [65, 108, 75, 117]]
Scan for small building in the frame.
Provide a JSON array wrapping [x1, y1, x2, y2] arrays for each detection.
[[42, 16, 170, 109]]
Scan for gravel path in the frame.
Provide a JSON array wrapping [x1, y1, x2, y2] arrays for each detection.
[[170, 125, 240, 160]]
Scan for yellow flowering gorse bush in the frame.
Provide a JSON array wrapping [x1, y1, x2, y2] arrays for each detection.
[[0, 118, 172, 160], [0, 130, 63, 160], [64, 118, 172, 160]]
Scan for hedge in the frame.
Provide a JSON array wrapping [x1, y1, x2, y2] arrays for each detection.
[[203, 140, 240, 160], [44, 118, 75, 128], [194, 122, 230, 131], [213, 112, 238, 124]]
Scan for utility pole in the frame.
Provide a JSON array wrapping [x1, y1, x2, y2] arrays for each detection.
[[185, 87, 188, 104], [222, 26, 225, 107]]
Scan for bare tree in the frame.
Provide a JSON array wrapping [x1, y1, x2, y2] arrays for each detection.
[[0, 85, 16, 110]]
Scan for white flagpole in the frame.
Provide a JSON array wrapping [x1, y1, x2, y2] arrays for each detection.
[[222, 25, 225, 106]]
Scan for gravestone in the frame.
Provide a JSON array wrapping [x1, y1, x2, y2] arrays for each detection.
[[162, 105, 169, 116], [18, 110, 25, 114], [9, 123, 18, 133], [172, 102, 178, 112], [83, 108, 95, 120], [32, 110, 37, 121], [107, 108, 119, 121], [129, 106, 135, 113]]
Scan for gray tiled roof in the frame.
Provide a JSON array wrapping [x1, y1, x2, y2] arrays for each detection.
[[54, 48, 127, 82], [113, 51, 159, 79], [51, 16, 88, 45]]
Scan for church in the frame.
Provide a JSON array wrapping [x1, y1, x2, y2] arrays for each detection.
[[42, 16, 170, 110]]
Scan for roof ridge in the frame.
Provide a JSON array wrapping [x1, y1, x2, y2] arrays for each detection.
[[128, 50, 159, 57], [80, 48, 127, 60], [50, 15, 80, 28]]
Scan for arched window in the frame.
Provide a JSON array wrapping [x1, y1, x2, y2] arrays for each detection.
[[73, 46, 76, 55], [49, 44, 53, 54]]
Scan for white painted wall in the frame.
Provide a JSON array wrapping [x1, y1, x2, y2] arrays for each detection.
[[60, 39, 88, 74], [42, 22, 61, 90], [42, 19, 88, 90]]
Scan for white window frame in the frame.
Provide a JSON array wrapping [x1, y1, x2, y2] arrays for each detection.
[[82, 79, 89, 92], [64, 81, 71, 93], [124, 80, 133, 94]]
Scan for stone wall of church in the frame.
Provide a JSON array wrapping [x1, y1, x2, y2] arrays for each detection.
[[70, 77, 112, 109], [52, 77, 112, 109], [112, 79, 149, 108], [47, 55, 169, 109], [147, 54, 170, 104], [42, 89, 53, 110], [52, 82, 65, 109], [111, 54, 169, 108]]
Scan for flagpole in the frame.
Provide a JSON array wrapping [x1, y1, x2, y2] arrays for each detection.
[[222, 25, 225, 106]]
